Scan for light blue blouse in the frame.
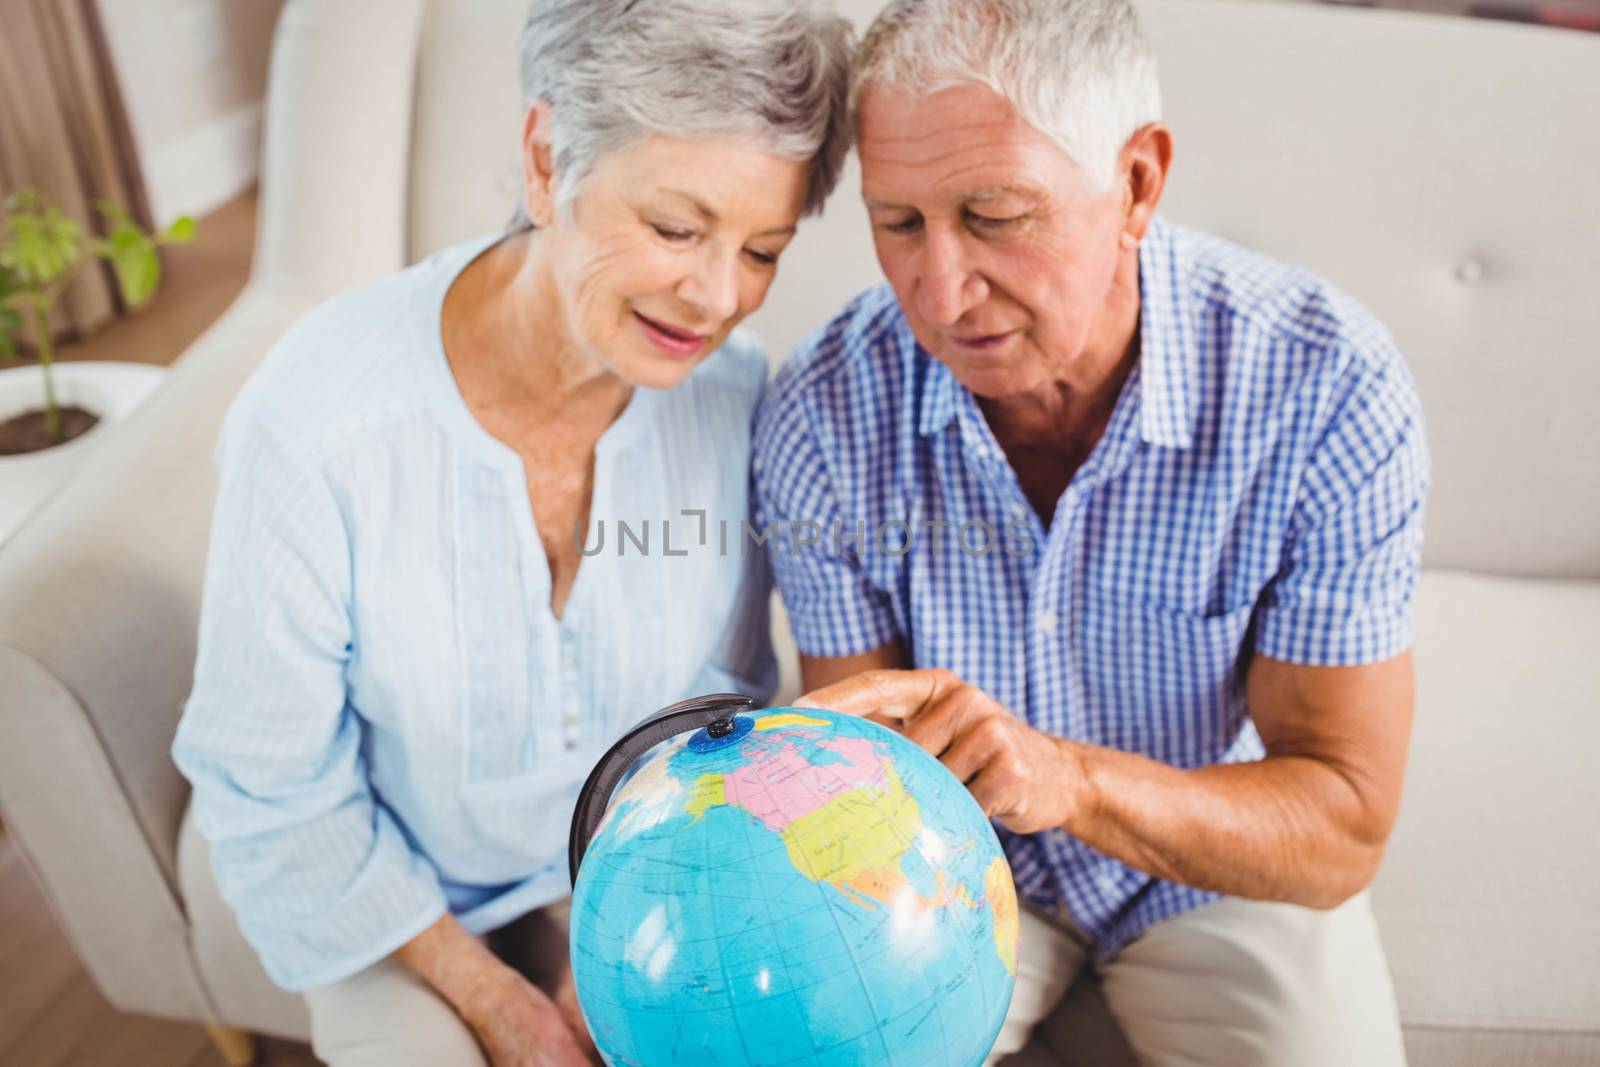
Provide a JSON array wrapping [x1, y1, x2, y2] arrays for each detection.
[[173, 235, 777, 991]]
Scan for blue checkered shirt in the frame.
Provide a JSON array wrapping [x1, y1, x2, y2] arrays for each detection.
[[752, 217, 1429, 959]]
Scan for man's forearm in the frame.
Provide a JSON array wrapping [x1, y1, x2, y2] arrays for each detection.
[[1065, 741, 1387, 908]]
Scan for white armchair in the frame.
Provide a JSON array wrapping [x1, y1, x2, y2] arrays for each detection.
[[0, 1, 1594, 1064]]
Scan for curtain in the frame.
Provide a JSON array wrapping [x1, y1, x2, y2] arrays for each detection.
[[0, 0, 149, 344]]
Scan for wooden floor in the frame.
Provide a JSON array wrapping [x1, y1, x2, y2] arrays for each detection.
[[1, 189, 321, 1066]]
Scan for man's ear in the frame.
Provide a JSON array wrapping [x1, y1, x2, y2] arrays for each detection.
[[521, 99, 558, 227], [1117, 122, 1173, 250]]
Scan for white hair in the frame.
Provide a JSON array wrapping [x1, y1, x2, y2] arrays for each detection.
[[853, 0, 1162, 191], [515, 0, 853, 227]]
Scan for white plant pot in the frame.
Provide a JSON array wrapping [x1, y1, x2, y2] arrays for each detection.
[[0, 361, 168, 546]]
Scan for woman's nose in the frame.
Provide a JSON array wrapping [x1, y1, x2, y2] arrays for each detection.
[[678, 248, 741, 325]]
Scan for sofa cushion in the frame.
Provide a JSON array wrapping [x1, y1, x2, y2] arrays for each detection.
[[1372, 569, 1600, 1059]]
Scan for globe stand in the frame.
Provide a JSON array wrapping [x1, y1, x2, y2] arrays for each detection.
[[567, 692, 753, 886]]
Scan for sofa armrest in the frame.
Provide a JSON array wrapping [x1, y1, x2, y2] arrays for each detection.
[[0, 649, 214, 1021], [0, 286, 316, 1016]]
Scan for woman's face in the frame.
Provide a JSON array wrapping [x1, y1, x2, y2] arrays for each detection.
[[536, 135, 811, 390]]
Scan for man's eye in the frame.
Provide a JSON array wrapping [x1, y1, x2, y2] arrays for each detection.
[[652, 224, 694, 241], [882, 217, 922, 235], [968, 212, 1020, 230], [745, 248, 778, 266]]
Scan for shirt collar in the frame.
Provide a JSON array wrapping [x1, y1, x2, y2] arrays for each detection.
[[914, 215, 1199, 451], [917, 342, 962, 437], [1134, 216, 1199, 450]]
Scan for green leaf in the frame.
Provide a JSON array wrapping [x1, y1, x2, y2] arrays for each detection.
[[84, 201, 160, 306], [161, 216, 197, 244], [108, 242, 162, 306], [107, 222, 146, 259], [1, 199, 83, 286]]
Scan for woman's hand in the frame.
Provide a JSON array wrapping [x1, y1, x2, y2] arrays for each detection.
[[395, 913, 599, 1066], [460, 966, 596, 1067], [551, 959, 601, 1063]]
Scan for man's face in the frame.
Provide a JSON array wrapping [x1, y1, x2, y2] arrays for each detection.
[[857, 82, 1130, 399]]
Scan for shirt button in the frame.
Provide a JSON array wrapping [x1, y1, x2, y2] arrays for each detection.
[[561, 653, 576, 672], [1037, 610, 1059, 634]]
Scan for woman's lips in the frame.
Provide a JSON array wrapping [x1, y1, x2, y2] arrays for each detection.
[[634, 311, 708, 357]]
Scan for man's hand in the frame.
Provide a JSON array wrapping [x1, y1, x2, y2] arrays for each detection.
[[460, 966, 597, 1067], [804, 653, 1414, 907], [799, 667, 1090, 834]]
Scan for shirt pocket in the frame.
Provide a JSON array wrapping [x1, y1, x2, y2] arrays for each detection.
[[1078, 590, 1255, 764]]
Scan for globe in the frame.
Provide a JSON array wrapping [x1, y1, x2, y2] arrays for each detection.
[[569, 704, 1019, 1067]]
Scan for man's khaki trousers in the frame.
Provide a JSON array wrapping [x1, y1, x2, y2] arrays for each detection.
[[305, 891, 1407, 1066], [985, 890, 1408, 1066]]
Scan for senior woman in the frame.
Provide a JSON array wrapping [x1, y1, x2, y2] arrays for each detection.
[[171, 2, 851, 1064]]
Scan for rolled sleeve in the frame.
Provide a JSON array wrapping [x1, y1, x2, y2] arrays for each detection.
[[752, 378, 900, 658], [172, 407, 447, 991], [1254, 358, 1431, 666]]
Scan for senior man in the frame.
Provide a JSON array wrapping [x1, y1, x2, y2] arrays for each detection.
[[751, 1, 1429, 1063]]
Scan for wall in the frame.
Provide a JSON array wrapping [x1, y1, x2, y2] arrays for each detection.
[[95, 0, 286, 227]]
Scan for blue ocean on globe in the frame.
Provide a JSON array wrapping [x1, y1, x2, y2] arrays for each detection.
[[570, 707, 1019, 1066]]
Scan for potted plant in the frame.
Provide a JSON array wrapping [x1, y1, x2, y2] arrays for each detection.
[[0, 189, 194, 453], [0, 190, 194, 542]]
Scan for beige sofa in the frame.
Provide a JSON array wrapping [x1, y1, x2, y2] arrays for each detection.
[[1, 1, 1596, 1064]]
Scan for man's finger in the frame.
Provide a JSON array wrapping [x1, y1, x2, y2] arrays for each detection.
[[940, 717, 1002, 784], [797, 668, 957, 721], [966, 764, 1016, 824], [901, 685, 985, 760]]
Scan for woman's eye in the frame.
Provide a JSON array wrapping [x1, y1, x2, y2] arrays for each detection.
[[652, 224, 694, 242], [744, 248, 778, 266]]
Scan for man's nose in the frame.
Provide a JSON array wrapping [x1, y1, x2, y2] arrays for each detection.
[[914, 230, 984, 328], [678, 247, 740, 325]]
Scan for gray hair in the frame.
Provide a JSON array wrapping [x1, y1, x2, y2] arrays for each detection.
[[853, 0, 1161, 191], [513, 0, 853, 227]]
